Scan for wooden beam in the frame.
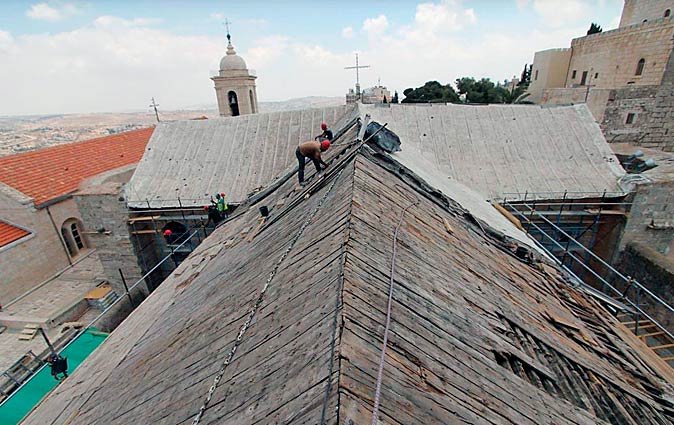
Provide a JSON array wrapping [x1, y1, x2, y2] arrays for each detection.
[[650, 343, 674, 350], [640, 331, 665, 339]]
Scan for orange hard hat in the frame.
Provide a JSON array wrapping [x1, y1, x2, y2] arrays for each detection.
[[220, 192, 225, 197], [321, 140, 330, 150], [321, 122, 327, 130]]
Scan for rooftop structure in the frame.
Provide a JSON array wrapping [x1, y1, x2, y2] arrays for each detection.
[[23, 126, 674, 424], [126, 105, 357, 208], [0, 127, 153, 207], [0, 220, 29, 248], [361, 103, 625, 200]]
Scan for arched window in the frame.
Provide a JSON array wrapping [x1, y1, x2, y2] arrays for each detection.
[[228, 91, 239, 116], [61, 218, 87, 257], [665, 9, 671, 18], [249, 89, 255, 113], [635, 58, 645, 76]]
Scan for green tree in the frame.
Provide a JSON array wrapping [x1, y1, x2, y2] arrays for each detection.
[[518, 63, 532, 88], [401, 81, 460, 103], [502, 86, 532, 104], [587, 22, 602, 35], [391, 91, 399, 104], [455, 77, 509, 104]]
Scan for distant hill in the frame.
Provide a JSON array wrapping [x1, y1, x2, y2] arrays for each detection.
[[259, 96, 344, 112], [0, 96, 345, 156]]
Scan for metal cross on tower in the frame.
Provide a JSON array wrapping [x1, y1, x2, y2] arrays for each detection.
[[224, 18, 232, 42], [344, 53, 370, 96]]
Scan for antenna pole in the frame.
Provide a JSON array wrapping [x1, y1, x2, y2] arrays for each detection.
[[150, 97, 160, 123]]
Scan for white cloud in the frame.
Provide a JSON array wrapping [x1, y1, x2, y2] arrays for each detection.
[[210, 12, 224, 21], [0, 30, 13, 52], [26, 2, 79, 22], [363, 15, 389, 35], [1, 0, 618, 114], [531, 0, 590, 27], [413, 0, 477, 33], [516, 0, 529, 9], [341, 26, 354, 38]]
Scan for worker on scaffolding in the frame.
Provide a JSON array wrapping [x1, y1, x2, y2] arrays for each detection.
[[211, 193, 229, 219], [314, 122, 333, 142], [296, 140, 330, 185], [204, 205, 223, 227]]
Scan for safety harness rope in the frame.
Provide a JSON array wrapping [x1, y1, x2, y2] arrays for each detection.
[[370, 201, 418, 425], [191, 169, 344, 424]]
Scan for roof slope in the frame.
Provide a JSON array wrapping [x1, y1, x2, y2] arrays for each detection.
[[0, 221, 29, 248], [126, 105, 357, 208], [361, 103, 625, 200], [0, 128, 153, 207], [23, 144, 674, 424]]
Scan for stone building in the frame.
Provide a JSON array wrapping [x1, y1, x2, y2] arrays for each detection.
[[528, 0, 674, 151], [0, 128, 153, 305], [346, 83, 392, 104], [211, 33, 258, 117]]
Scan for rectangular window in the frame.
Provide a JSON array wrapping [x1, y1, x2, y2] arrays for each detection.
[[580, 71, 588, 85], [594, 72, 599, 79], [626, 113, 636, 124], [572, 70, 577, 79], [535, 70, 539, 81]]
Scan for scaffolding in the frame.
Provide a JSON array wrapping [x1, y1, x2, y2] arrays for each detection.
[[127, 199, 232, 291], [504, 199, 674, 366]]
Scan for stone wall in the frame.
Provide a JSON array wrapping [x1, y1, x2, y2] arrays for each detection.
[[0, 188, 86, 305], [540, 88, 612, 122], [568, 19, 674, 89], [618, 242, 674, 330], [620, 180, 674, 259], [620, 0, 674, 27], [75, 171, 147, 299], [601, 85, 659, 144], [528, 48, 572, 103]]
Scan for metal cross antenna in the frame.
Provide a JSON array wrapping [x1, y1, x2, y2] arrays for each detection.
[[223, 18, 232, 42], [344, 53, 370, 95]]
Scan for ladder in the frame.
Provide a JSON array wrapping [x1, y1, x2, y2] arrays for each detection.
[[615, 311, 674, 367]]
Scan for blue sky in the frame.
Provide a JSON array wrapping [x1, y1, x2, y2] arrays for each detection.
[[0, 0, 624, 115]]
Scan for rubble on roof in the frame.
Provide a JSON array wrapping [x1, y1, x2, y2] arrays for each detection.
[[23, 126, 674, 425]]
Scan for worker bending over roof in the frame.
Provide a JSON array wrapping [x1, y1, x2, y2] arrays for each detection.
[[296, 140, 330, 185]]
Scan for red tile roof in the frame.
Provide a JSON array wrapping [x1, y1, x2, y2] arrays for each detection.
[[0, 221, 30, 248], [0, 127, 153, 207]]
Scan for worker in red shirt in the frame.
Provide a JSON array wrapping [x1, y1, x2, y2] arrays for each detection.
[[295, 140, 330, 185]]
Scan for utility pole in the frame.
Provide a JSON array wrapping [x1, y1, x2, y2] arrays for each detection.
[[344, 53, 370, 98], [149, 97, 160, 123]]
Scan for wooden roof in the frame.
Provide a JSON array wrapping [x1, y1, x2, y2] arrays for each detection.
[[23, 138, 674, 424]]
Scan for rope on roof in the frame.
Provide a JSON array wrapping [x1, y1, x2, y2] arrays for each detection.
[[371, 200, 418, 425]]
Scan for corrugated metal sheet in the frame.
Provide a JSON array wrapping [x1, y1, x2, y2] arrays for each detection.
[[126, 105, 357, 208], [361, 103, 626, 200]]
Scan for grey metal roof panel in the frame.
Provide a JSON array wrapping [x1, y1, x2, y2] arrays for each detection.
[[126, 104, 357, 208], [360, 103, 626, 200]]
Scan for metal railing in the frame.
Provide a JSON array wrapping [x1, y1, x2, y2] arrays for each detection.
[[503, 200, 674, 343], [0, 229, 199, 408]]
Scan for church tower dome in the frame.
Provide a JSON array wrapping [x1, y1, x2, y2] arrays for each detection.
[[211, 32, 258, 117]]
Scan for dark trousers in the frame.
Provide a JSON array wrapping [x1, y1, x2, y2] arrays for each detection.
[[296, 147, 321, 183]]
